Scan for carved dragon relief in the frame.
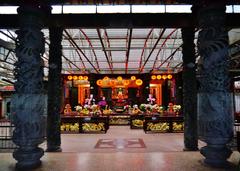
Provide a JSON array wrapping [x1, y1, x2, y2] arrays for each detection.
[[197, 6, 233, 145], [14, 28, 45, 94]]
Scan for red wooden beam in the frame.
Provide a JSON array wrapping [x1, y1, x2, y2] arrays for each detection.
[[139, 28, 166, 73], [79, 29, 100, 71], [151, 28, 177, 71], [64, 29, 100, 73], [125, 28, 132, 74], [138, 28, 154, 70], [96, 28, 113, 73]]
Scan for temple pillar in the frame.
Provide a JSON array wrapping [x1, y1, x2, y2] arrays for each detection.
[[46, 27, 63, 152], [181, 27, 198, 151], [11, 3, 46, 169], [197, 3, 234, 167]]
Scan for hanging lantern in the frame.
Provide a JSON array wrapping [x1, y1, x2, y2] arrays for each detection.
[[78, 76, 83, 80], [67, 75, 73, 80], [151, 75, 156, 80], [117, 76, 123, 81], [131, 76, 136, 80], [157, 75, 162, 80], [162, 75, 167, 80], [167, 74, 173, 79], [110, 79, 116, 86], [73, 76, 78, 80], [135, 79, 143, 86], [103, 76, 109, 81], [83, 76, 88, 80], [96, 80, 102, 86], [123, 80, 130, 86]]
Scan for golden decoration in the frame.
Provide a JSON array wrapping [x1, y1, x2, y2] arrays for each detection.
[[96, 79, 103, 86], [167, 74, 173, 79], [135, 79, 143, 86], [132, 119, 144, 127], [79, 76, 83, 80], [67, 75, 73, 80], [117, 76, 123, 81], [73, 76, 78, 80], [151, 75, 156, 80], [83, 76, 88, 80], [110, 79, 116, 86], [162, 75, 167, 80], [157, 75, 161, 80], [61, 123, 79, 132], [82, 123, 105, 131], [131, 76, 136, 80], [103, 76, 109, 81], [147, 122, 170, 131], [172, 122, 184, 131], [123, 80, 130, 86]]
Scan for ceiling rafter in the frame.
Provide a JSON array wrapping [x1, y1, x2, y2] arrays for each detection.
[[166, 29, 179, 68], [156, 45, 182, 70], [125, 28, 132, 74], [97, 28, 113, 74], [46, 39, 82, 73], [79, 29, 100, 71], [63, 41, 86, 71], [138, 28, 154, 70], [0, 59, 14, 66], [152, 28, 178, 71], [104, 29, 113, 69], [64, 29, 99, 73], [139, 28, 166, 73], [0, 30, 16, 42]]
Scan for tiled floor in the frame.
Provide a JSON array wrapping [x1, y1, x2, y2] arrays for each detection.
[[0, 126, 239, 171], [54, 126, 206, 153]]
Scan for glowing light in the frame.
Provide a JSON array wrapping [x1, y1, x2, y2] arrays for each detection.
[[123, 80, 130, 86], [135, 79, 143, 86], [151, 75, 156, 80], [162, 75, 167, 80], [117, 76, 123, 81], [157, 75, 162, 80], [83, 76, 88, 80], [96, 80, 102, 86], [67, 76, 73, 80], [131, 76, 136, 80], [103, 76, 109, 81], [110, 79, 116, 86], [73, 76, 78, 80], [79, 76, 83, 80], [167, 74, 173, 79]]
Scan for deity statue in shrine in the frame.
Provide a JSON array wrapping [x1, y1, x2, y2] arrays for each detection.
[[64, 104, 72, 115], [85, 94, 96, 105], [98, 96, 107, 110], [147, 94, 156, 105]]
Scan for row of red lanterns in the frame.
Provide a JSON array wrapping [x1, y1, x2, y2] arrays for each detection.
[[67, 75, 88, 81], [151, 74, 172, 80]]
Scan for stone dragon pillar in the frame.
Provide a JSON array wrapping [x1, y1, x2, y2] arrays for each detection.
[[11, 3, 46, 169], [197, 3, 234, 167]]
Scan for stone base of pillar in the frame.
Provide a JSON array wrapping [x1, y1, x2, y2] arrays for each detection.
[[200, 145, 232, 168], [46, 146, 62, 152], [13, 147, 44, 169]]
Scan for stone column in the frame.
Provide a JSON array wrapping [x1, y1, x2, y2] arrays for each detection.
[[181, 28, 198, 151], [11, 3, 46, 169], [46, 27, 63, 152], [197, 4, 234, 167]]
